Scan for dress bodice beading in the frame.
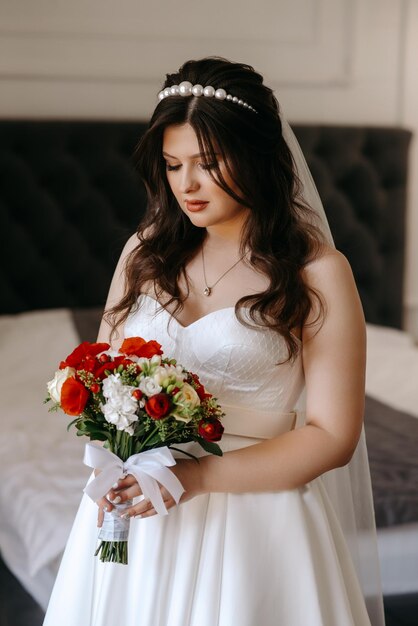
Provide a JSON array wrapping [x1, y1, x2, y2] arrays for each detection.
[[124, 294, 304, 439]]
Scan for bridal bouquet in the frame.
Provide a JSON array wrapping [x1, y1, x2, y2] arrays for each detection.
[[46, 336, 224, 564]]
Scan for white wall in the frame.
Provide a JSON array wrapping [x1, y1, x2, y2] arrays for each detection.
[[1, 0, 417, 335]]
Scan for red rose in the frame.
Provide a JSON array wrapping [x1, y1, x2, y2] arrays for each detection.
[[195, 384, 211, 402], [198, 419, 224, 442], [145, 393, 172, 420], [60, 377, 90, 416], [120, 337, 163, 358], [94, 356, 135, 380], [94, 360, 117, 380], [188, 373, 211, 401], [78, 354, 96, 373], [60, 342, 110, 370]]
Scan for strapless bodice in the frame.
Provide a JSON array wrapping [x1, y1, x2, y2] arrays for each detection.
[[124, 294, 304, 438]]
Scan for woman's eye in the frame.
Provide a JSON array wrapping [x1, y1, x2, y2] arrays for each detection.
[[199, 162, 217, 171], [165, 161, 217, 172]]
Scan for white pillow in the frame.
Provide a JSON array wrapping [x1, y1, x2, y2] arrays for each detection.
[[0, 309, 91, 579]]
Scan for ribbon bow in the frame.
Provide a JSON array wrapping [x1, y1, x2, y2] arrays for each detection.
[[83, 442, 185, 516]]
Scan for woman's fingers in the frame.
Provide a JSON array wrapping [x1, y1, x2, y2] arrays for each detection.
[[138, 497, 176, 518], [98, 476, 180, 522], [107, 484, 142, 504], [96, 474, 144, 526], [116, 474, 136, 489], [96, 496, 113, 527], [122, 487, 177, 519], [106, 474, 140, 503]]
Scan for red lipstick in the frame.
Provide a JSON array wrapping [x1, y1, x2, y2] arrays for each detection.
[[185, 200, 209, 212]]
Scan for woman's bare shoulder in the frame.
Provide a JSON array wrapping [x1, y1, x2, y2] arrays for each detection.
[[301, 243, 364, 340], [122, 232, 140, 255], [119, 224, 154, 261], [302, 245, 354, 289]]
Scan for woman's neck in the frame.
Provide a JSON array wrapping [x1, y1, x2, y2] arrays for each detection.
[[204, 219, 248, 251]]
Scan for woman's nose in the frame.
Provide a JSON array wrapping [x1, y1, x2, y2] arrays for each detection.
[[179, 166, 199, 193]]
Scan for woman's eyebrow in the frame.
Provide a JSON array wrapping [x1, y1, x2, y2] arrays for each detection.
[[162, 151, 220, 159]]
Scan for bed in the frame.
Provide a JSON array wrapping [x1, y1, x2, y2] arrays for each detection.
[[0, 120, 415, 624]]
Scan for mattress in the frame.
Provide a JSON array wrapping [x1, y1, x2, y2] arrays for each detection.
[[365, 324, 418, 595]]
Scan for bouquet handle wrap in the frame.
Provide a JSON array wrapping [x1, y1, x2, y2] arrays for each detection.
[[83, 443, 185, 516], [98, 500, 133, 541]]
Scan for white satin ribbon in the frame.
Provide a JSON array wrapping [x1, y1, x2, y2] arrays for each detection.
[[83, 443, 185, 516]]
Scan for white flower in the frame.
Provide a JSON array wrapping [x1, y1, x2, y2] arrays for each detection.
[[101, 374, 138, 433], [172, 383, 201, 423], [153, 364, 185, 387], [47, 367, 75, 403], [136, 354, 162, 368], [138, 376, 162, 397], [177, 383, 200, 408], [171, 411, 192, 424]]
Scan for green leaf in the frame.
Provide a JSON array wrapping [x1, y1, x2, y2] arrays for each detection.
[[82, 419, 100, 428], [88, 432, 107, 442], [66, 418, 79, 432], [133, 422, 147, 436], [194, 437, 223, 456]]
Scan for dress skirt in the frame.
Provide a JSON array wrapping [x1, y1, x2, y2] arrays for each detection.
[[43, 435, 372, 626]]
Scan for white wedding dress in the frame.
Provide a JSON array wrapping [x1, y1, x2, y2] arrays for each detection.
[[43, 293, 372, 626]]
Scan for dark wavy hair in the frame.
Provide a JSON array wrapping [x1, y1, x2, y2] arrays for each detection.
[[106, 57, 326, 360]]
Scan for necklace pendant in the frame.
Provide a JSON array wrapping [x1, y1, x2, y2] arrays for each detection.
[[203, 286, 212, 297]]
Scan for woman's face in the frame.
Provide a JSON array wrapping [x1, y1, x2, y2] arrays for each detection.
[[162, 123, 249, 230]]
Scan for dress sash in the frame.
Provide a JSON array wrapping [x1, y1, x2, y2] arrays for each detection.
[[222, 404, 297, 439]]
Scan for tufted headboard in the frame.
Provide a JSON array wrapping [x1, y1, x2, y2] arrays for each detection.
[[0, 121, 411, 327]]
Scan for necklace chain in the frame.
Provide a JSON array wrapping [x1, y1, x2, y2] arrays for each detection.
[[201, 246, 246, 296]]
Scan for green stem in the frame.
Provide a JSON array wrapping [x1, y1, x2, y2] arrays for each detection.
[[94, 540, 128, 564], [168, 445, 199, 462], [138, 425, 160, 452], [111, 429, 123, 457]]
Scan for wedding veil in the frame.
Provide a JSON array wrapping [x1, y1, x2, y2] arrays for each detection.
[[281, 116, 386, 626]]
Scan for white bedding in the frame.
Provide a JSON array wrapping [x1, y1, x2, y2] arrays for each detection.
[[366, 323, 418, 419], [0, 309, 91, 609], [0, 310, 417, 608], [365, 324, 418, 596]]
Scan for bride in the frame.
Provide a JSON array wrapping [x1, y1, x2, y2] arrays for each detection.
[[43, 57, 384, 625]]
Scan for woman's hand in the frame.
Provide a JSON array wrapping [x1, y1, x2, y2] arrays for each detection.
[[96, 457, 203, 527]]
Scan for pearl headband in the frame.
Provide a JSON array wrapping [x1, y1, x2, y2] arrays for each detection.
[[157, 81, 258, 113]]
